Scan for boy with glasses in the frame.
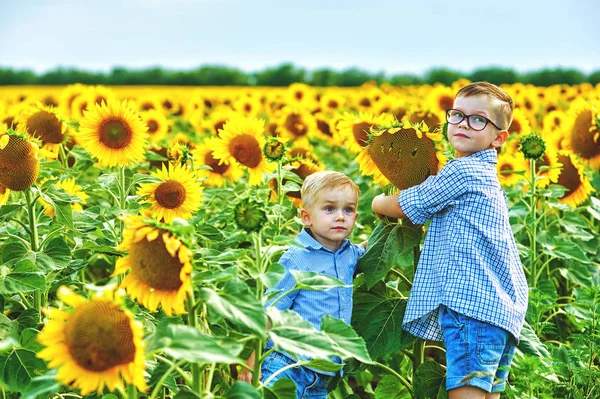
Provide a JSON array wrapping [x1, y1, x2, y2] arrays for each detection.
[[372, 82, 528, 399]]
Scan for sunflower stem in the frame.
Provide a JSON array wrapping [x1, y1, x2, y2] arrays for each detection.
[[25, 189, 43, 315], [529, 158, 538, 288], [58, 143, 69, 169], [127, 383, 138, 399], [149, 358, 186, 399], [204, 362, 217, 396], [372, 361, 413, 396], [118, 165, 127, 236], [276, 161, 284, 234], [186, 293, 202, 394]]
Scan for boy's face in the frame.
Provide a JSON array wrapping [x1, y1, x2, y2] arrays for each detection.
[[300, 186, 359, 251], [447, 94, 508, 158]]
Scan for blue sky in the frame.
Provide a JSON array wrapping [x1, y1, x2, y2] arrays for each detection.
[[2, 0, 599, 75]]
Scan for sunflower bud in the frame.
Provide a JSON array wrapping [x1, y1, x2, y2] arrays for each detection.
[[263, 138, 286, 162], [0, 133, 40, 191], [519, 133, 546, 160], [234, 198, 267, 232]]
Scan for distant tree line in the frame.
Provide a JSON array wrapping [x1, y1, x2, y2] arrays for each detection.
[[0, 64, 599, 86]]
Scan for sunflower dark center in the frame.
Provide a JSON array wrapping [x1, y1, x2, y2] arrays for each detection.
[[128, 233, 185, 290], [155, 181, 186, 209], [369, 128, 439, 190], [352, 122, 372, 146], [147, 120, 159, 134], [141, 102, 155, 111], [439, 95, 454, 112], [204, 152, 230, 174], [557, 154, 580, 195], [284, 114, 308, 137], [99, 119, 133, 149], [214, 120, 226, 135], [510, 119, 522, 134], [0, 136, 40, 191], [570, 110, 600, 159], [65, 301, 135, 372], [316, 120, 333, 137], [229, 134, 262, 168], [328, 100, 339, 109], [295, 91, 303, 100], [27, 111, 65, 144], [0, 184, 6, 194], [360, 98, 371, 107]]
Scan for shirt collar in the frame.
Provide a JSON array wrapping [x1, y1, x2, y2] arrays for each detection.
[[297, 228, 350, 253], [449, 149, 498, 165]]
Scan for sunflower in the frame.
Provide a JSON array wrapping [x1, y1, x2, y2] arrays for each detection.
[[202, 105, 237, 136], [497, 151, 528, 187], [556, 150, 594, 207], [59, 83, 87, 119], [137, 96, 162, 112], [287, 83, 318, 110], [275, 107, 317, 141], [87, 85, 117, 108], [15, 102, 68, 154], [70, 92, 94, 120], [137, 163, 202, 222], [425, 85, 456, 116], [140, 109, 170, 145], [563, 98, 600, 168], [114, 215, 193, 316], [0, 183, 10, 206], [356, 121, 447, 189], [78, 100, 148, 167], [525, 146, 562, 188], [233, 93, 263, 116], [192, 138, 244, 187], [319, 91, 346, 114], [337, 111, 394, 154], [37, 286, 147, 395], [405, 109, 443, 133], [541, 110, 568, 149], [508, 107, 533, 135], [212, 115, 275, 186], [281, 156, 324, 206], [0, 129, 40, 191]]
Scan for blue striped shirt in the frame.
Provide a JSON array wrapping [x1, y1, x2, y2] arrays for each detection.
[[264, 228, 365, 372], [398, 149, 528, 341]]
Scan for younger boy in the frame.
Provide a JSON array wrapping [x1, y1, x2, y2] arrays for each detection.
[[372, 82, 528, 399], [241, 171, 367, 398]]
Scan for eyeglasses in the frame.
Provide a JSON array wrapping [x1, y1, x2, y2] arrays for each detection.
[[446, 109, 503, 131]]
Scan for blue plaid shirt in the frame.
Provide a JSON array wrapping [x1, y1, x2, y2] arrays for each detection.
[[264, 228, 365, 372], [398, 149, 528, 341]]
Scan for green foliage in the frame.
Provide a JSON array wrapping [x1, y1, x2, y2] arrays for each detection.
[[2, 64, 599, 86]]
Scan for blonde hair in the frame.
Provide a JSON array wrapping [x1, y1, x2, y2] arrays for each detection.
[[456, 81, 515, 131], [301, 171, 360, 210]]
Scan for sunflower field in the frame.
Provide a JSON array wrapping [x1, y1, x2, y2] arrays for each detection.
[[0, 81, 599, 399]]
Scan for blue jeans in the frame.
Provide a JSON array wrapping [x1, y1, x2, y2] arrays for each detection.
[[439, 305, 517, 393], [260, 351, 329, 399]]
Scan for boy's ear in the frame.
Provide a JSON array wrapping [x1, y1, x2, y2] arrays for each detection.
[[493, 130, 509, 147], [300, 208, 312, 226]]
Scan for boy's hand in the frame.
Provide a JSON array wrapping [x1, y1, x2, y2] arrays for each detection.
[[239, 351, 256, 383]]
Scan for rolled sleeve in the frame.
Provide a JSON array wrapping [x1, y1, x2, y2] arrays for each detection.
[[398, 161, 469, 225]]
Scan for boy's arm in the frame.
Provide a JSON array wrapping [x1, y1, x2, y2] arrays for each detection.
[[372, 193, 407, 219]]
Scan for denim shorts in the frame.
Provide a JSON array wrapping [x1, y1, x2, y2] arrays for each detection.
[[439, 305, 517, 393], [260, 351, 329, 399]]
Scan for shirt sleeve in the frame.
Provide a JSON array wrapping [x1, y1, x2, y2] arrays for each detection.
[[398, 160, 470, 224], [264, 250, 300, 311]]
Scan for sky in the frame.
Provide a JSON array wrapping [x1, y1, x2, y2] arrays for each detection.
[[1, 0, 599, 76]]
